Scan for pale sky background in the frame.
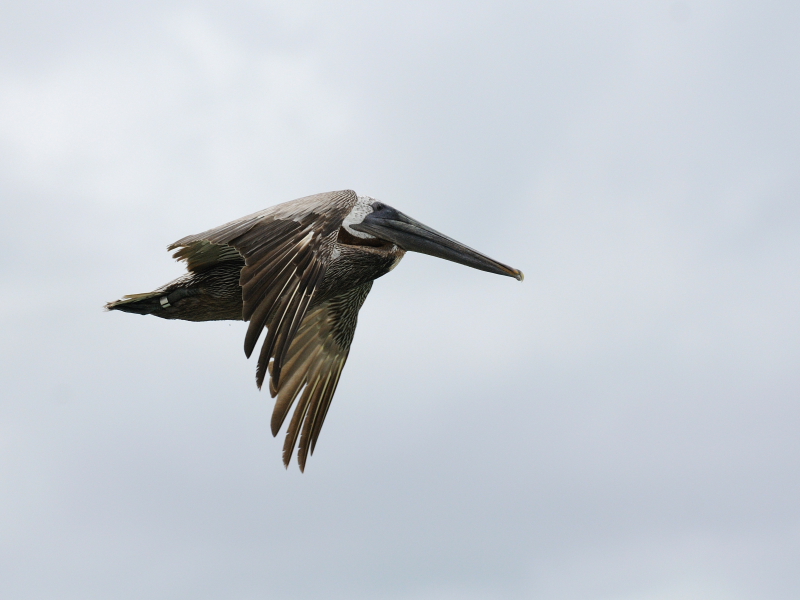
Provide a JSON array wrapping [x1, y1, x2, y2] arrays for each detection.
[[1, 1, 799, 599]]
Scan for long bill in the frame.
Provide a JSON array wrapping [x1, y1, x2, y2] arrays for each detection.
[[351, 205, 524, 281]]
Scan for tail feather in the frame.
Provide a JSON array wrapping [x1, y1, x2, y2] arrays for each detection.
[[106, 262, 242, 322], [105, 291, 164, 315]]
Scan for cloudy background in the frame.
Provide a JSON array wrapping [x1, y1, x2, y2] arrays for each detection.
[[1, 1, 799, 598]]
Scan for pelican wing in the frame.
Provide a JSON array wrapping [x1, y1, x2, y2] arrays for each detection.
[[170, 240, 243, 273], [271, 282, 372, 471], [168, 190, 358, 389]]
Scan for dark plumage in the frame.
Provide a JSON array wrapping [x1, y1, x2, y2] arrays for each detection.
[[107, 190, 522, 470]]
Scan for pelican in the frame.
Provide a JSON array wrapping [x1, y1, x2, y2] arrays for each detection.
[[106, 190, 523, 470]]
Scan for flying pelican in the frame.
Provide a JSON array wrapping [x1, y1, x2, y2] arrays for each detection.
[[106, 190, 523, 470]]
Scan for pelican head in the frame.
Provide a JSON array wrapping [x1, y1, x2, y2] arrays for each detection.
[[349, 198, 524, 281]]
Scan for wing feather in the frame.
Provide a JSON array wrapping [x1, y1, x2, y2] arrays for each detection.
[[242, 266, 296, 357], [171, 241, 243, 272], [282, 379, 315, 465], [167, 190, 358, 393], [308, 357, 346, 456], [270, 282, 373, 471], [271, 344, 325, 434], [167, 190, 373, 470], [296, 367, 336, 469]]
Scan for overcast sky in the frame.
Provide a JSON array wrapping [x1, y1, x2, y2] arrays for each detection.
[[1, 1, 799, 599]]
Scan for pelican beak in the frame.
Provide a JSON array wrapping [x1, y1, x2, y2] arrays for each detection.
[[351, 204, 524, 281]]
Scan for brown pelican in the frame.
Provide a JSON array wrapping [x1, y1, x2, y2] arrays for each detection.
[[106, 190, 523, 470]]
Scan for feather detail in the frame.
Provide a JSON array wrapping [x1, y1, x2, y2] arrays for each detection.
[[270, 282, 373, 470], [162, 190, 389, 470], [168, 190, 359, 393]]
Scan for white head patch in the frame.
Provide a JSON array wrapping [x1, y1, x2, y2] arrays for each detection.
[[342, 195, 376, 239]]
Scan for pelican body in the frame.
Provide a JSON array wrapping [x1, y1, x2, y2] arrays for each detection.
[[107, 190, 522, 470]]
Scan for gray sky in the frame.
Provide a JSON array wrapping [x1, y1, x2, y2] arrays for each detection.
[[1, 1, 798, 599]]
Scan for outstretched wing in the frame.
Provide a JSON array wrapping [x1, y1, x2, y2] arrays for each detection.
[[271, 282, 372, 471], [168, 190, 358, 390]]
